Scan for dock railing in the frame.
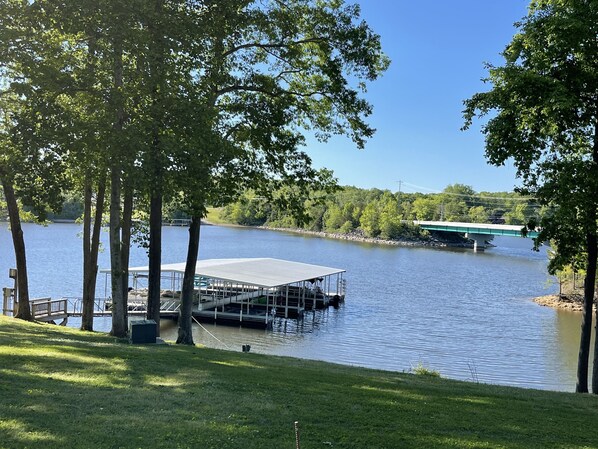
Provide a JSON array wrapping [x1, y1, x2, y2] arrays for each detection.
[[163, 218, 191, 226], [31, 298, 68, 322], [64, 297, 112, 316], [65, 297, 178, 316]]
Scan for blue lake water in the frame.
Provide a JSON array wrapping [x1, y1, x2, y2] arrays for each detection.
[[0, 222, 591, 392]]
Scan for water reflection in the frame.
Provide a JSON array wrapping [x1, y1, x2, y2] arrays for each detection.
[[549, 311, 595, 388]]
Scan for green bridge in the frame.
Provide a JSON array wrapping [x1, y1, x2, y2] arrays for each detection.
[[413, 221, 540, 252]]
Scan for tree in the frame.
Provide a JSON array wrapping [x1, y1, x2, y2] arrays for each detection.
[[0, 98, 67, 322], [324, 204, 345, 231], [463, 0, 598, 393], [360, 202, 380, 237], [1, 0, 387, 344], [440, 185, 474, 222], [378, 192, 402, 239], [411, 196, 440, 221], [468, 205, 489, 224], [0, 2, 72, 320], [503, 203, 527, 225], [171, 1, 387, 344]]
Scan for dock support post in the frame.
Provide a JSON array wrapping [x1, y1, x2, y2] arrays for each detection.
[[302, 281, 306, 310], [285, 285, 289, 318]]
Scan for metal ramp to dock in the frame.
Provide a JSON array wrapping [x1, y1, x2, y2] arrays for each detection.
[[159, 299, 181, 316], [197, 290, 262, 311]]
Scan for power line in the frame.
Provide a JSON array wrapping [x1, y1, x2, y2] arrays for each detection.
[[400, 181, 537, 201]]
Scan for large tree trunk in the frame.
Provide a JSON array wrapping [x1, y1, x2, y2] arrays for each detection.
[[177, 216, 201, 345], [82, 176, 92, 328], [587, 232, 598, 394], [121, 183, 133, 326], [81, 177, 106, 331], [109, 33, 127, 338], [590, 120, 598, 394], [145, 0, 165, 336], [578, 232, 597, 393], [109, 164, 127, 337], [1, 177, 31, 321], [147, 192, 162, 334]]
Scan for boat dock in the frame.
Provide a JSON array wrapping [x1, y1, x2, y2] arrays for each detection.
[[106, 258, 346, 329], [3, 258, 346, 329]]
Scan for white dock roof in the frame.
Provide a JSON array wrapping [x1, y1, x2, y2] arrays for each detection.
[[125, 258, 345, 288]]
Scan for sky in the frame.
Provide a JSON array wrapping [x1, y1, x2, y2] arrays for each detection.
[[305, 1, 530, 194]]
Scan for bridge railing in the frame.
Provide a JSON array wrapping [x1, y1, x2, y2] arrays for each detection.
[[413, 220, 539, 238]]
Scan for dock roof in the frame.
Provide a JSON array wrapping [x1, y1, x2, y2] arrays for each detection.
[[123, 258, 345, 288]]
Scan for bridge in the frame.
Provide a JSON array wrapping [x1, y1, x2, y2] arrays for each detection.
[[413, 221, 539, 252]]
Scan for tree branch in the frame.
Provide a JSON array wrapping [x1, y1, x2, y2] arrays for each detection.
[[214, 82, 328, 101], [222, 37, 325, 58]]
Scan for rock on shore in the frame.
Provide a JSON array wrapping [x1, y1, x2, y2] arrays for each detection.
[[534, 294, 590, 312]]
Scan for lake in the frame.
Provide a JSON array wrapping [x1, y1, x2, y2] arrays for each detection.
[[0, 222, 591, 392]]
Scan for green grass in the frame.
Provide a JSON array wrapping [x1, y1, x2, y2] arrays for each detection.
[[1, 316, 598, 449], [204, 207, 230, 225], [412, 362, 441, 378]]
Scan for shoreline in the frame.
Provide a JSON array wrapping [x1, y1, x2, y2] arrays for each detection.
[[6, 219, 473, 249], [256, 225, 474, 249], [534, 294, 595, 313]]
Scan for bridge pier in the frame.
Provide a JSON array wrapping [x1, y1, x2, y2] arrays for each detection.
[[465, 233, 494, 252]]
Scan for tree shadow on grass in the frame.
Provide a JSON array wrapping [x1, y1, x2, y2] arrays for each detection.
[[2, 317, 598, 448]]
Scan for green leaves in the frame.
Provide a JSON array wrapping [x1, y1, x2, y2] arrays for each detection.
[[463, 0, 598, 250], [463, 0, 598, 391], [1, 0, 388, 231]]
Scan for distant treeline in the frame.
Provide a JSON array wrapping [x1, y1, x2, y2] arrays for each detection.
[[2, 184, 543, 242], [218, 183, 544, 240]]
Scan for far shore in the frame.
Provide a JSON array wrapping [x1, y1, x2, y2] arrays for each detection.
[[257, 225, 475, 249], [6, 218, 474, 249]]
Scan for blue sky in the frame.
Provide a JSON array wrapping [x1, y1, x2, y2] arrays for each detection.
[[306, 1, 530, 194]]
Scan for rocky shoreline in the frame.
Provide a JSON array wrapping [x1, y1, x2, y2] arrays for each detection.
[[259, 226, 473, 249], [533, 294, 594, 313]]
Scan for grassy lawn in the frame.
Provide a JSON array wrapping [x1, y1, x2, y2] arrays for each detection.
[[1, 316, 597, 449]]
